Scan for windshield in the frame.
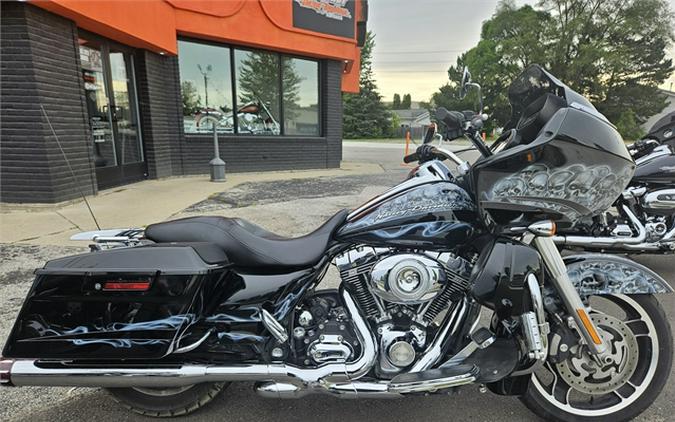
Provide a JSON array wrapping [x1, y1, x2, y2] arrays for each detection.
[[505, 65, 600, 129]]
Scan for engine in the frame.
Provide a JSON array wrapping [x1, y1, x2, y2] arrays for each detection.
[[334, 247, 474, 377]]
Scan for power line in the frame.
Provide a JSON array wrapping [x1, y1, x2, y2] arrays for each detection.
[[374, 49, 465, 54]]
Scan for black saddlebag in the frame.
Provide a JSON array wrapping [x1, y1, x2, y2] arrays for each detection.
[[2, 243, 229, 360]]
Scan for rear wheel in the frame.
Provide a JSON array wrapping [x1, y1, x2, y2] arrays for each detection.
[[521, 294, 672, 422], [107, 382, 228, 417]]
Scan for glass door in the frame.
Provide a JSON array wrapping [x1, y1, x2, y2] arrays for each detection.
[[79, 35, 146, 190]]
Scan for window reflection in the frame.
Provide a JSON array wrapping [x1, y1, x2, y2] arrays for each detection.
[[235, 49, 280, 135], [178, 40, 234, 134], [283, 58, 319, 136]]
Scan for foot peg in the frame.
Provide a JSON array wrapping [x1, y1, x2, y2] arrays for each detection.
[[471, 328, 496, 349], [442, 328, 496, 367]]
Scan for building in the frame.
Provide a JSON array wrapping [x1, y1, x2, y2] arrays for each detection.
[[1, 0, 367, 203], [392, 108, 431, 139]]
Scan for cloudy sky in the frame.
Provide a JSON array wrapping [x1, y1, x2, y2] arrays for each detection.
[[368, 0, 675, 103]]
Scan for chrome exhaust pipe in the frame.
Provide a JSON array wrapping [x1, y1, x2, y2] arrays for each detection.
[[5, 290, 377, 389], [552, 205, 654, 250]]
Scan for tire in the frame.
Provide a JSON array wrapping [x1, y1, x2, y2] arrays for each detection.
[[107, 382, 229, 417], [520, 294, 673, 422]]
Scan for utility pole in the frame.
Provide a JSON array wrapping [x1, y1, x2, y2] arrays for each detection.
[[197, 64, 212, 107]]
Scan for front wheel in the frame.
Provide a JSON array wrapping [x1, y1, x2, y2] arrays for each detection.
[[521, 294, 672, 422]]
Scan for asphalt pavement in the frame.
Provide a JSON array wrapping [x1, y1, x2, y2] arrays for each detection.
[[0, 142, 673, 421]]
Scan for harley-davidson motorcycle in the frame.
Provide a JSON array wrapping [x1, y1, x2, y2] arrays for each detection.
[[550, 115, 675, 254], [2, 65, 673, 421]]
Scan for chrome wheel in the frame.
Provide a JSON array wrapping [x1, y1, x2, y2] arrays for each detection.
[[531, 294, 660, 417]]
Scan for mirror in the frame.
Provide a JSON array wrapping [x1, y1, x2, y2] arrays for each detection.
[[459, 66, 471, 99]]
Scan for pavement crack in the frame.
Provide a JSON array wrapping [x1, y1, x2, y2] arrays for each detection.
[[55, 211, 83, 231]]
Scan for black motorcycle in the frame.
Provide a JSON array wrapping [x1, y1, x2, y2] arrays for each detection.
[[2, 65, 672, 421], [551, 113, 675, 253]]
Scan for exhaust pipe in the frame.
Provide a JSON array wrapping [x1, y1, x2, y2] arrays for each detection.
[[4, 290, 377, 389], [552, 204, 662, 251]]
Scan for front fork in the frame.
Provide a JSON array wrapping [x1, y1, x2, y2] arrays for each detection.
[[532, 236, 609, 358]]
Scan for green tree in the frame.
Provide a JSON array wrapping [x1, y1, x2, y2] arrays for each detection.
[[343, 31, 393, 138], [181, 81, 202, 116], [431, 0, 674, 138], [392, 93, 401, 109], [401, 94, 412, 109], [237, 52, 302, 121]]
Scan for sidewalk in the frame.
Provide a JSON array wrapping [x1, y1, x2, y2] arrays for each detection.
[[0, 162, 382, 246]]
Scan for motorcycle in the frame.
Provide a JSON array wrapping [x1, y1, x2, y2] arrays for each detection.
[[1, 65, 672, 421], [551, 116, 675, 253]]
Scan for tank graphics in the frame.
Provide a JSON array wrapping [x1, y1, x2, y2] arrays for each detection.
[[338, 182, 476, 247]]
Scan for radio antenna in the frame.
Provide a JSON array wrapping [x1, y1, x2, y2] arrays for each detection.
[[40, 105, 101, 230]]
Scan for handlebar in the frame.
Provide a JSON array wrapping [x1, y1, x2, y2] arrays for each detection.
[[435, 107, 492, 158]]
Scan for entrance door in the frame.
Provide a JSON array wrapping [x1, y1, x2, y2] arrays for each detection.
[[79, 35, 146, 190]]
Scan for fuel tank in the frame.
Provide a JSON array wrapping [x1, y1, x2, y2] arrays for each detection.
[[633, 153, 675, 185], [336, 181, 478, 249]]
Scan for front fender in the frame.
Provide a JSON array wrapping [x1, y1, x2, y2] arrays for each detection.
[[564, 254, 673, 297]]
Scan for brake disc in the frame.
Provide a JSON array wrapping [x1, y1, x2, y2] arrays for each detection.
[[556, 313, 639, 395]]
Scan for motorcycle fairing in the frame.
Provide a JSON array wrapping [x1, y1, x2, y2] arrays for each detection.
[[564, 254, 674, 297], [474, 107, 635, 227]]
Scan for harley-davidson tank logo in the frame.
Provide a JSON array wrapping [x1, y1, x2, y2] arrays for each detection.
[[294, 0, 352, 21]]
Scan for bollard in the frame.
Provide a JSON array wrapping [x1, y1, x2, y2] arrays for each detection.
[[201, 116, 226, 182]]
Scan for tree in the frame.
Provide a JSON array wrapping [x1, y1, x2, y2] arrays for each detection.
[[181, 81, 202, 116], [237, 52, 302, 121], [343, 31, 393, 138], [401, 94, 412, 109], [392, 93, 401, 109], [430, 0, 674, 138]]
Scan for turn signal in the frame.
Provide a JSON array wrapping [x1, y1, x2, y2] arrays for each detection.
[[527, 220, 557, 237]]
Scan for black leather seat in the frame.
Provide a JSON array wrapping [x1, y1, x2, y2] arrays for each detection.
[[144, 210, 348, 269]]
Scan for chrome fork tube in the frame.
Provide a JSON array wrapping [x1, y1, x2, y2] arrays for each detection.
[[533, 236, 608, 356]]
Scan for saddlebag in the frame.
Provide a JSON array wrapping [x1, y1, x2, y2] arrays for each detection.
[[2, 243, 229, 360]]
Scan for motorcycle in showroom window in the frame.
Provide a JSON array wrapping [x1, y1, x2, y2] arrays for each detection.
[[178, 39, 320, 137]]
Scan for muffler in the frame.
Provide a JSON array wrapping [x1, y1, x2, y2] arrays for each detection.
[[3, 290, 377, 389]]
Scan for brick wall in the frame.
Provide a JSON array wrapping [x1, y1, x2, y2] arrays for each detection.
[[1, 2, 95, 203]]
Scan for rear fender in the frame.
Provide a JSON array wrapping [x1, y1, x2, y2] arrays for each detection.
[[564, 254, 673, 297]]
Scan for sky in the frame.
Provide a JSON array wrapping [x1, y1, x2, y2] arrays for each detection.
[[368, 0, 675, 103]]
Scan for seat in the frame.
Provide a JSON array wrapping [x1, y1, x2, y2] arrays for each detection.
[[144, 210, 348, 269]]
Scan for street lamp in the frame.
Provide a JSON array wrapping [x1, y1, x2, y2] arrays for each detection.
[[197, 64, 212, 108]]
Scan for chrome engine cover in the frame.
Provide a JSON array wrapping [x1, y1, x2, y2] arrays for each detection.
[[369, 254, 445, 304], [642, 188, 675, 213]]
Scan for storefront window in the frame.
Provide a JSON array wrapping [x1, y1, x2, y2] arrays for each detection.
[[177, 39, 321, 137], [283, 58, 319, 136], [234, 49, 281, 135], [177, 40, 234, 134]]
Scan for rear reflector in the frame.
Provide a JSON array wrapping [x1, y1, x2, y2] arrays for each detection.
[[102, 281, 151, 291], [1, 358, 14, 385]]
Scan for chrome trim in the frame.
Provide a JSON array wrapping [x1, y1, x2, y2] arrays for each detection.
[[261, 309, 289, 343], [409, 297, 471, 373], [643, 188, 675, 210], [388, 366, 478, 394], [173, 329, 213, 354], [526, 273, 549, 361], [552, 205, 650, 250]]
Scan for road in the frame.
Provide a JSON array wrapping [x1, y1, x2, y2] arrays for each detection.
[[1, 142, 673, 421]]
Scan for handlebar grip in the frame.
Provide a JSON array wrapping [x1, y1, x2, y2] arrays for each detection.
[[403, 152, 419, 164], [435, 107, 465, 131]]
